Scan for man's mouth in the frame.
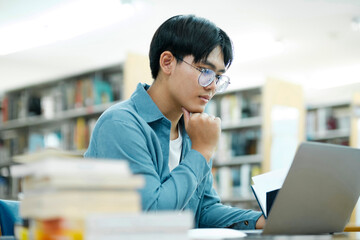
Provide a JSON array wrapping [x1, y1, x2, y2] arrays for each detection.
[[199, 95, 211, 102]]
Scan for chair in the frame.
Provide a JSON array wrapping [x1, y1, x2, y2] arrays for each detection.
[[0, 200, 21, 236]]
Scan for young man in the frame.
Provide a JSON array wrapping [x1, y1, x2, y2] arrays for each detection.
[[85, 14, 265, 229]]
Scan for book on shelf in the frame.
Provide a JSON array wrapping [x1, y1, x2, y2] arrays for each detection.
[[0, 143, 10, 165], [2, 131, 26, 156], [220, 94, 241, 125], [214, 163, 261, 200], [74, 117, 88, 150], [25, 116, 96, 154], [250, 168, 288, 218], [1, 95, 9, 122], [28, 129, 63, 153], [93, 75, 114, 105], [217, 129, 261, 160], [306, 105, 351, 140]]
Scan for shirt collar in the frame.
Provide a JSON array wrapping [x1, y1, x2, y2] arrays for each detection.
[[131, 83, 167, 123]]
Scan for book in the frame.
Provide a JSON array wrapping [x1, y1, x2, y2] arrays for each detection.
[[188, 228, 246, 239], [250, 168, 288, 218], [12, 147, 83, 163], [30, 218, 84, 240], [93, 76, 113, 105], [11, 153, 132, 178], [20, 190, 141, 219], [74, 117, 88, 150], [21, 174, 144, 192], [13, 148, 145, 222], [85, 211, 193, 240], [1, 95, 9, 122]]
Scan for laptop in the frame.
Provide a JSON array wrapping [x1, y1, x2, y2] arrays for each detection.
[[257, 142, 360, 235]]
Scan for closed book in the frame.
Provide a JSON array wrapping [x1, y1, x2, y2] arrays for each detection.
[[85, 211, 193, 236], [21, 174, 144, 192], [12, 147, 83, 163], [20, 190, 141, 219], [11, 156, 132, 178]]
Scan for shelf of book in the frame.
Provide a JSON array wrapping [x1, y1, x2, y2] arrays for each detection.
[[347, 93, 360, 227], [221, 116, 262, 131], [213, 154, 262, 168], [0, 64, 126, 200], [210, 78, 305, 209], [306, 102, 351, 146], [305, 93, 360, 226], [0, 101, 120, 131], [307, 128, 350, 141]]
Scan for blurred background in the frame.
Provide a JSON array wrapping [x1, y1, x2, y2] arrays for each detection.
[[1, 0, 360, 216], [1, 0, 360, 97]]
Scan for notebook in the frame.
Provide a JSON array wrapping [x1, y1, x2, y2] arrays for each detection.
[[258, 142, 360, 235]]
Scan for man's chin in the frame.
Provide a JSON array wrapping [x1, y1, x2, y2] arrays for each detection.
[[189, 107, 205, 114]]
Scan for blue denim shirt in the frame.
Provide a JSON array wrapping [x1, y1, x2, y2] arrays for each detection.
[[84, 83, 262, 229]]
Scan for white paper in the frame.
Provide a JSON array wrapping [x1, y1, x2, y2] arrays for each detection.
[[251, 168, 288, 216], [188, 228, 246, 239]]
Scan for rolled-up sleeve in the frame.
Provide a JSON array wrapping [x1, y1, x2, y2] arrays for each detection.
[[198, 169, 263, 229]]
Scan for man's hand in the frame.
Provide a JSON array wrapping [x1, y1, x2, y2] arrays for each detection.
[[255, 215, 266, 229], [182, 107, 221, 162]]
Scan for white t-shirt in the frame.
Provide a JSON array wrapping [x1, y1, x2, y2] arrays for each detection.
[[168, 127, 182, 172]]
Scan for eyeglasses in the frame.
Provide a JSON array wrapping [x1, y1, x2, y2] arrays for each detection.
[[176, 57, 230, 93]]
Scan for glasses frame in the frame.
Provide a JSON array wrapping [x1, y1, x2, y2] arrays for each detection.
[[176, 57, 230, 93]]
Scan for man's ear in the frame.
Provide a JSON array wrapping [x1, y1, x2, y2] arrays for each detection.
[[159, 51, 176, 75]]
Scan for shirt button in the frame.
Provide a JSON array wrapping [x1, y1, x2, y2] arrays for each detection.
[[244, 221, 249, 226]]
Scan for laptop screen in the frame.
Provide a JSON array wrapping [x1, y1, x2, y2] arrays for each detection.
[[262, 142, 360, 235]]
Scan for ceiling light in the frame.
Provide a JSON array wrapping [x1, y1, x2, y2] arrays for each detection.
[[0, 0, 140, 56], [351, 17, 360, 32], [232, 32, 287, 63], [302, 64, 360, 89]]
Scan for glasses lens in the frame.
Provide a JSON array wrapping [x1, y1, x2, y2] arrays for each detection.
[[198, 69, 216, 87], [216, 76, 230, 93]]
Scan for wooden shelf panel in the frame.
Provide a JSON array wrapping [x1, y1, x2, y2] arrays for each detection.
[[213, 154, 262, 167], [0, 101, 120, 130], [0, 161, 18, 169], [307, 128, 350, 141], [221, 116, 262, 131]]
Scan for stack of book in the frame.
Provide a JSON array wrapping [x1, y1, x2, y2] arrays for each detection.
[[85, 211, 193, 240], [11, 148, 144, 239]]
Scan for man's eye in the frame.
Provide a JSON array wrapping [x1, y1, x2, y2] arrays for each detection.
[[202, 68, 212, 73]]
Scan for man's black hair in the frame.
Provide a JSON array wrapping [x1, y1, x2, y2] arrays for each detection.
[[149, 14, 233, 80]]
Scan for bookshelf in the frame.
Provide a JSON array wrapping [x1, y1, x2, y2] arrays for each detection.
[[0, 64, 124, 199], [351, 93, 360, 229], [209, 78, 305, 209], [0, 52, 153, 200], [306, 102, 351, 145], [306, 92, 360, 226], [306, 93, 360, 227]]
